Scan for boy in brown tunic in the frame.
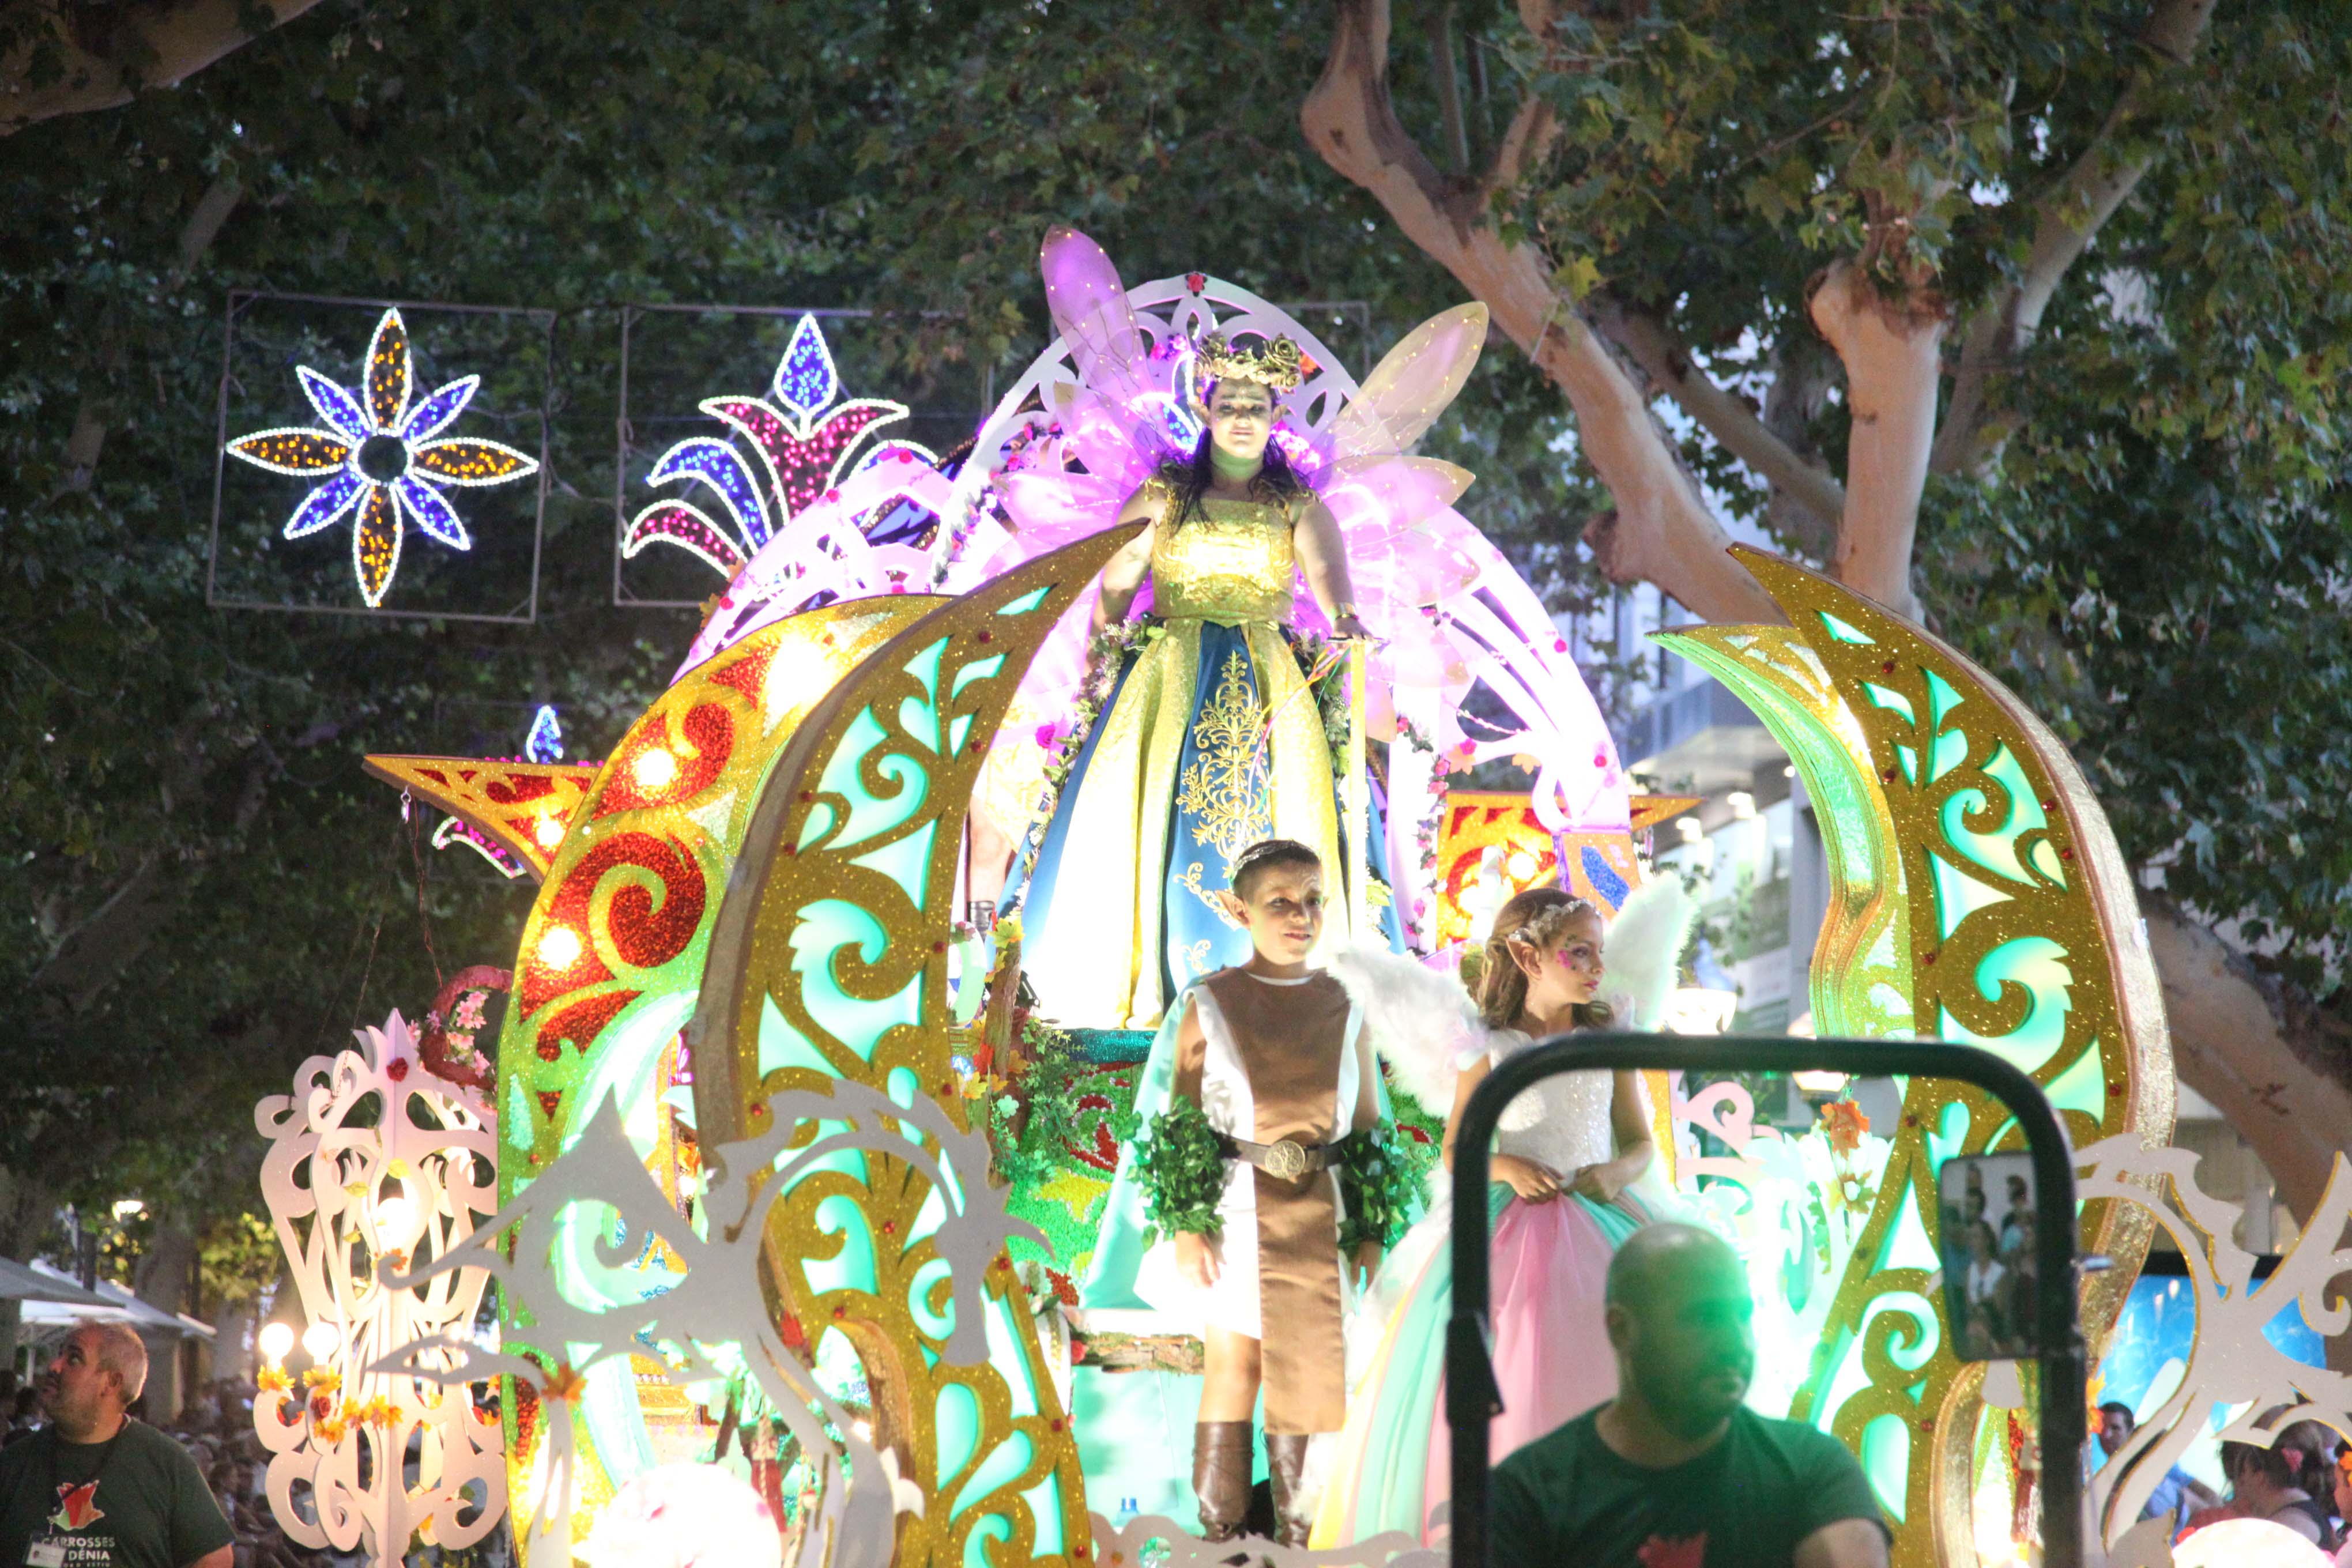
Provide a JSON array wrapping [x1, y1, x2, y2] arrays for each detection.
[[1135, 838, 1396, 1545]]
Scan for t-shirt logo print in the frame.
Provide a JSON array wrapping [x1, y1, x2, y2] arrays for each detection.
[[1635, 1533, 1706, 1568], [50, 1479, 106, 1533]]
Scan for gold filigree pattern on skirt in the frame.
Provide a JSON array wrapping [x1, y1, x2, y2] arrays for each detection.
[[1176, 649, 1274, 870]]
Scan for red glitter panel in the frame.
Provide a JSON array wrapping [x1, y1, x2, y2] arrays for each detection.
[[601, 835, 707, 970], [597, 702, 734, 816], [534, 989, 639, 1064], [710, 642, 775, 706], [535, 1089, 563, 1120], [484, 774, 560, 806], [519, 829, 705, 1013]]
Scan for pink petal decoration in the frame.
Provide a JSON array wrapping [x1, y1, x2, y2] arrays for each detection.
[[1329, 303, 1491, 459], [998, 470, 1129, 542], [622, 502, 747, 576], [1040, 228, 1157, 417]]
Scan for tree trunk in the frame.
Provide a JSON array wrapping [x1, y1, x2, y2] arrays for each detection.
[[0, 1170, 54, 1380], [1301, 0, 1783, 625], [133, 1222, 199, 1421], [1806, 262, 1943, 621], [2144, 900, 2352, 1375]]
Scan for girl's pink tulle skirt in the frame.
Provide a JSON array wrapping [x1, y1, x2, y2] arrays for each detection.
[[1420, 1186, 1648, 1516]]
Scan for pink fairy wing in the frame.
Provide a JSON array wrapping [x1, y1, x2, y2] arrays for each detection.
[[1039, 228, 1178, 471], [1373, 617, 1473, 690], [1056, 390, 1159, 495], [1317, 455, 1475, 540], [1345, 525, 1483, 612], [1328, 303, 1490, 459], [1040, 228, 1152, 405], [997, 471, 1129, 547]]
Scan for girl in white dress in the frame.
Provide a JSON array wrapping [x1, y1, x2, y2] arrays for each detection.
[[1313, 880, 1695, 1547]]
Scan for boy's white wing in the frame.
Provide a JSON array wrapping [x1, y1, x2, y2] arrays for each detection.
[[1326, 943, 1482, 1116]]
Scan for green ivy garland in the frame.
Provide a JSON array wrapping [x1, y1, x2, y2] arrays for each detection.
[[1336, 1122, 1419, 1252], [1119, 1095, 1228, 1247], [984, 1017, 1087, 1190]]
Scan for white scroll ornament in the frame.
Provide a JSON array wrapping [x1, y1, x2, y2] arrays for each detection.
[[252, 1009, 505, 1565]]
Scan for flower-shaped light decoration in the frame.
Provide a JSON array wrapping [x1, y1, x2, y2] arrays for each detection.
[[227, 308, 540, 607], [623, 313, 936, 579]]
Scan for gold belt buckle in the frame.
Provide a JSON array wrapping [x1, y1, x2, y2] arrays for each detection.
[[1263, 1139, 1309, 1181]]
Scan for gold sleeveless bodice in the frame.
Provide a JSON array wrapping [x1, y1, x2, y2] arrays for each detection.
[[1146, 481, 1296, 627]]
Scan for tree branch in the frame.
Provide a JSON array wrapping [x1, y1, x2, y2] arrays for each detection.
[[1587, 296, 1847, 544], [0, 0, 326, 135], [1808, 259, 1944, 619], [56, 172, 240, 496], [1304, 0, 1782, 625], [1929, 0, 2221, 474], [1429, 5, 1469, 173], [1484, 90, 1557, 194]]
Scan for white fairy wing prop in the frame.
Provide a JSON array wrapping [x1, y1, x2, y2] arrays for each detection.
[[1596, 879, 1699, 1030], [1325, 943, 1482, 1117]]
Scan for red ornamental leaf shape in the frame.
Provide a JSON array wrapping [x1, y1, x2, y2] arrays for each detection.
[[1073, 1122, 1121, 1173], [598, 702, 734, 817], [484, 773, 560, 806], [519, 830, 707, 1013], [534, 989, 640, 1064], [1635, 1536, 1708, 1568]]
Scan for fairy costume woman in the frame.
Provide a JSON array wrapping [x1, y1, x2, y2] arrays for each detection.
[[1005, 348, 1404, 1025], [997, 231, 1492, 1029]]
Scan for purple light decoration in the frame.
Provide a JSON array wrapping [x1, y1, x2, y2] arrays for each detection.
[[647, 439, 772, 549], [525, 704, 563, 764], [619, 502, 748, 576], [628, 314, 913, 581], [430, 815, 527, 878], [772, 314, 839, 420]]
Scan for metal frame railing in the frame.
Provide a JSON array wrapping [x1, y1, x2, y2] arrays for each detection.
[[1445, 1034, 2087, 1568]]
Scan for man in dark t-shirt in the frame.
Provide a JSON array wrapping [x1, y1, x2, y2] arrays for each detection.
[[1492, 1224, 1890, 1568], [0, 1324, 232, 1568]]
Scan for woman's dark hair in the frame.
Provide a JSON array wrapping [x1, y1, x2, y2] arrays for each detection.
[[1159, 403, 1309, 526]]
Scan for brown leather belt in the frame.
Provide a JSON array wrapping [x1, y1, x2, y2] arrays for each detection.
[[1216, 1130, 1365, 1182]]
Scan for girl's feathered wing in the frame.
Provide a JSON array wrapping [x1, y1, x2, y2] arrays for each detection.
[[1596, 877, 1698, 1031]]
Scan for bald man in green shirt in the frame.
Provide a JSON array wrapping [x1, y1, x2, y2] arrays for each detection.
[[1492, 1224, 1891, 1568]]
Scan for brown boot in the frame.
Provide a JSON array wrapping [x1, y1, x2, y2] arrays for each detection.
[[1192, 1420, 1254, 1542], [1265, 1431, 1317, 1549]]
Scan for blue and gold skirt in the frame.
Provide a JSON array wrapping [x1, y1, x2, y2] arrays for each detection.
[[1007, 618, 1399, 1027]]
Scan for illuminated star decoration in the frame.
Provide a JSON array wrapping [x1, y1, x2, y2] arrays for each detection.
[[226, 307, 540, 608], [622, 313, 937, 579]]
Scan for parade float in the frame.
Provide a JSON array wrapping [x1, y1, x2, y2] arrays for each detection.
[[229, 229, 2352, 1568]]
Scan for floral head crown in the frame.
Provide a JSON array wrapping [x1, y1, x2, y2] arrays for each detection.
[[1194, 332, 1307, 395]]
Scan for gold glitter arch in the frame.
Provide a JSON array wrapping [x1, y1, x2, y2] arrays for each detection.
[[1658, 546, 2173, 1568], [688, 526, 1143, 1568]]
